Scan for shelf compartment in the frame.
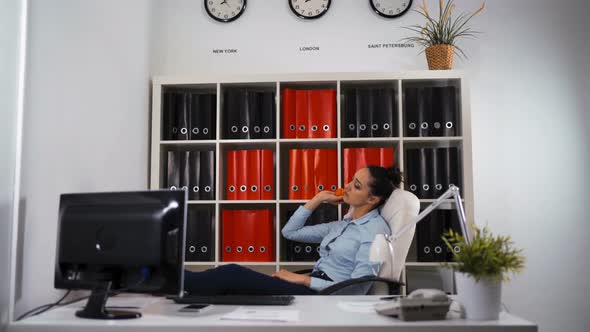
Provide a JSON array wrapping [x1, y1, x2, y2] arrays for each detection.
[[340, 80, 399, 139]]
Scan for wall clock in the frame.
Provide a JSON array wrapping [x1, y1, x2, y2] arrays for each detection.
[[289, 0, 332, 20], [205, 0, 246, 23], [369, 0, 412, 18]]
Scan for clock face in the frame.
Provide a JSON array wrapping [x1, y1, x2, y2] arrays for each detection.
[[289, 0, 332, 20], [204, 0, 246, 23], [370, 0, 412, 18]]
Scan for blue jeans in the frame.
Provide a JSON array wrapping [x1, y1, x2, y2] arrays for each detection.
[[184, 264, 317, 295]]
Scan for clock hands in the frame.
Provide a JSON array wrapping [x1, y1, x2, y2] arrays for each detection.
[[220, 0, 230, 7]]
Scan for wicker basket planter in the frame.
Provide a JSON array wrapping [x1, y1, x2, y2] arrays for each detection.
[[425, 45, 455, 70]]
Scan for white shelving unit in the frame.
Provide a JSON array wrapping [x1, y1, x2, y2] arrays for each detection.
[[150, 71, 474, 294]]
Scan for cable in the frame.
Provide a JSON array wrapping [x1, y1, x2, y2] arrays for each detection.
[[17, 270, 150, 321], [16, 290, 72, 321], [502, 301, 511, 313]]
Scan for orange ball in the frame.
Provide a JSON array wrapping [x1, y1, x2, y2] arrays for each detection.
[[334, 188, 345, 197]]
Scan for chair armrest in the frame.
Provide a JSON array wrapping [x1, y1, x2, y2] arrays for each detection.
[[317, 276, 404, 295], [293, 269, 314, 275]]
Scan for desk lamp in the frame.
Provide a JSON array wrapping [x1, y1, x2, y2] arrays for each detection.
[[370, 185, 471, 280]]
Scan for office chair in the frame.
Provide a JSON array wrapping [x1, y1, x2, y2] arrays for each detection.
[[296, 188, 420, 295]]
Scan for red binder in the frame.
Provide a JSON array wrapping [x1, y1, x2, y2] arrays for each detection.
[[356, 148, 370, 170], [226, 150, 238, 200], [254, 209, 274, 262], [282, 89, 297, 139], [288, 149, 301, 200], [260, 149, 274, 200], [308, 90, 337, 138], [221, 209, 236, 261], [295, 90, 309, 138], [301, 149, 315, 199], [314, 149, 328, 194], [236, 150, 249, 200], [380, 147, 395, 167], [240, 209, 257, 262], [366, 147, 381, 167], [246, 150, 261, 200], [343, 148, 356, 185], [326, 149, 338, 192]]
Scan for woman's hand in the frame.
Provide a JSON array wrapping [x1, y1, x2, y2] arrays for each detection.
[[271, 269, 311, 287], [304, 191, 344, 210], [316, 190, 344, 205]]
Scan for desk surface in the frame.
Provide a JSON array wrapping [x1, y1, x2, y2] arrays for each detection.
[[11, 295, 537, 332]]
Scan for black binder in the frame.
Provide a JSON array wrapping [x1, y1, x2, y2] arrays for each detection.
[[430, 148, 445, 198], [418, 148, 432, 199], [355, 89, 371, 138], [440, 86, 458, 136], [189, 93, 201, 140], [342, 89, 357, 138], [404, 87, 420, 137], [185, 208, 214, 261], [180, 151, 191, 192], [430, 88, 444, 137], [199, 150, 215, 200], [442, 147, 462, 193], [416, 213, 433, 262], [260, 91, 276, 139], [238, 90, 251, 139], [430, 209, 446, 262], [194, 93, 216, 140], [167, 151, 180, 190], [284, 210, 301, 261], [404, 148, 420, 197], [188, 150, 201, 200], [374, 88, 395, 137], [224, 89, 241, 139], [445, 209, 463, 261], [248, 91, 261, 139], [176, 92, 190, 140], [162, 91, 176, 140], [418, 87, 433, 137]]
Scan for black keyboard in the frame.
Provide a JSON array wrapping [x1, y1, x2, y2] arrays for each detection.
[[169, 295, 295, 306]]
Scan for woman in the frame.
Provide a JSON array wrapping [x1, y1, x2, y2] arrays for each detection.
[[183, 166, 402, 295]]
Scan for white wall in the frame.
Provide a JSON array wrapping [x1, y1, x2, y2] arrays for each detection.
[[1, 0, 25, 329], [14, 0, 153, 319], [13, 0, 590, 331]]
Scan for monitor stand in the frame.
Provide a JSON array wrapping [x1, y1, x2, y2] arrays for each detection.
[[76, 281, 141, 319]]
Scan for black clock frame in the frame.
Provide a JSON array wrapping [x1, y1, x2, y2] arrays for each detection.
[[204, 0, 247, 23], [369, 0, 413, 19], [289, 0, 332, 20]]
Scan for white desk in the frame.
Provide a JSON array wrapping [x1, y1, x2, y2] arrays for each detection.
[[10, 295, 537, 332]]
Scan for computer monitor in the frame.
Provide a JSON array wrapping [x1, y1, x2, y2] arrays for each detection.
[[54, 189, 187, 319]]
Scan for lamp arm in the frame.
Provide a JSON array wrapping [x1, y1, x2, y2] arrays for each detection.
[[392, 185, 471, 243]]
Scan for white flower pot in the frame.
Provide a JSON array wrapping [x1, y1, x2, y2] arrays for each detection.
[[455, 272, 502, 320]]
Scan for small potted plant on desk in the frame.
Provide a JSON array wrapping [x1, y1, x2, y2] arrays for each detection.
[[402, 0, 485, 70], [443, 226, 525, 320]]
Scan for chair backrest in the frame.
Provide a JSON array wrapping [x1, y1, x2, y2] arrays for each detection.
[[343, 189, 420, 294], [369, 189, 420, 294]]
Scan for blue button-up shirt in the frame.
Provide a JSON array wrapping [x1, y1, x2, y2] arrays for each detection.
[[281, 206, 391, 294]]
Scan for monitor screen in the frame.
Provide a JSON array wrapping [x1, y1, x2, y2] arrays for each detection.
[[54, 189, 187, 319]]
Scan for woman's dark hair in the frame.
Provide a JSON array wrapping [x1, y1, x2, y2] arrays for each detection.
[[366, 165, 403, 207]]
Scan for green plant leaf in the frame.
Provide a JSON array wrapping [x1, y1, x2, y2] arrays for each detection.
[[442, 225, 525, 281]]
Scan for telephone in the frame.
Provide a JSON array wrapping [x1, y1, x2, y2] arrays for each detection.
[[374, 289, 452, 321]]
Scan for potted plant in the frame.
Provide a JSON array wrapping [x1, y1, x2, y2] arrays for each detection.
[[402, 0, 485, 70], [442, 225, 525, 320]]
